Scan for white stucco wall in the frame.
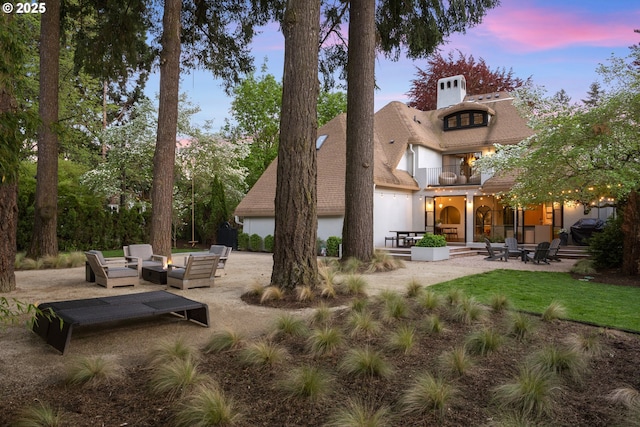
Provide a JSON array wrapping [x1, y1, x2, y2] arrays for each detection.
[[374, 187, 413, 247], [240, 216, 343, 242]]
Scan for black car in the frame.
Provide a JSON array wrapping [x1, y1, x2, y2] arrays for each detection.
[[570, 218, 605, 245]]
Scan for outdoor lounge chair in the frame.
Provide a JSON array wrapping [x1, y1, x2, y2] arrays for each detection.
[[123, 244, 167, 274], [484, 238, 507, 261], [167, 254, 220, 290], [525, 241, 551, 264], [504, 237, 523, 259], [85, 252, 140, 288], [547, 238, 561, 262], [208, 245, 232, 276]]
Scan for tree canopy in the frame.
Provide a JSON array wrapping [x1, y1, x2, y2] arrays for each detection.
[[407, 49, 529, 111]]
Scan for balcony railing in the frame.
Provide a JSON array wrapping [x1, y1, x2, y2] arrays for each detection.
[[424, 166, 482, 187]]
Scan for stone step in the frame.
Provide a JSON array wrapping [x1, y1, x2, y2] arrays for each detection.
[[378, 245, 589, 261]]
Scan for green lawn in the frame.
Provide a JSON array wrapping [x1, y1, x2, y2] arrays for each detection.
[[430, 269, 640, 332]]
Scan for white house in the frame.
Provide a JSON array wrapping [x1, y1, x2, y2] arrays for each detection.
[[234, 75, 614, 247]]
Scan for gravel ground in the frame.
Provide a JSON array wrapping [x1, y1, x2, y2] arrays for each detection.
[[0, 251, 576, 394]]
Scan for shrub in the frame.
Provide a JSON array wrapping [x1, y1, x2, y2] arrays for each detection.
[[147, 338, 200, 368], [260, 286, 284, 303], [174, 384, 242, 426], [326, 236, 342, 257], [325, 398, 391, 427], [348, 309, 381, 339], [507, 312, 536, 342], [417, 289, 442, 311], [249, 234, 263, 252], [424, 314, 444, 334], [588, 215, 623, 269], [342, 274, 368, 296], [570, 259, 596, 275], [565, 332, 603, 358], [438, 346, 473, 377], [277, 365, 333, 402], [310, 302, 333, 326], [341, 257, 363, 274], [367, 250, 403, 272], [541, 301, 566, 322], [204, 330, 245, 353], [405, 278, 423, 298], [493, 364, 560, 419], [149, 358, 207, 398], [415, 233, 447, 247], [529, 345, 588, 383], [14, 401, 66, 427], [465, 328, 503, 356], [490, 293, 511, 312], [402, 372, 458, 418], [387, 325, 416, 354], [339, 346, 394, 378], [607, 387, 640, 427], [307, 326, 343, 356], [237, 232, 249, 250], [65, 355, 123, 387], [271, 313, 309, 338], [263, 234, 275, 252], [240, 340, 288, 366], [451, 296, 486, 325], [296, 285, 315, 303]]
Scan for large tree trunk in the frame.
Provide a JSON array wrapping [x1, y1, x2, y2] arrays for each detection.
[[0, 12, 19, 291], [621, 190, 640, 276], [342, 0, 375, 263], [150, 0, 181, 257], [29, 0, 61, 259], [270, 0, 320, 290], [0, 182, 17, 292]]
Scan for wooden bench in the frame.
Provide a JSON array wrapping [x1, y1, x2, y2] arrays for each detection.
[[32, 291, 209, 354]]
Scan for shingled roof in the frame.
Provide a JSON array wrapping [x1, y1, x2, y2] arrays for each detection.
[[234, 93, 531, 217]]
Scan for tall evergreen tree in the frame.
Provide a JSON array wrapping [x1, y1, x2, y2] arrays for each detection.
[[150, 0, 182, 257], [0, 14, 36, 292], [29, 0, 61, 259], [271, 0, 321, 290]]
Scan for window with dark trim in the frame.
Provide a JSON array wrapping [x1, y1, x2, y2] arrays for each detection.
[[443, 110, 489, 131]]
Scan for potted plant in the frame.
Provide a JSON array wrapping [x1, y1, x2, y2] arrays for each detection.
[[411, 233, 449, 261]]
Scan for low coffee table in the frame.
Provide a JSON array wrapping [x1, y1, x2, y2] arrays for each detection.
[[142, 265, 167, 284]]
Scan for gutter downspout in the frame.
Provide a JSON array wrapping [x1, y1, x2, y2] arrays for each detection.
[[408, 144, 416, 177]]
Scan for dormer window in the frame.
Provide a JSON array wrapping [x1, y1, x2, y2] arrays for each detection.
[[443, 110, 488, 131]]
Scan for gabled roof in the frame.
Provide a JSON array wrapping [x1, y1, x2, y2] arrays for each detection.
[[235, 114, 348, 217], [234, 91, 531, 217]]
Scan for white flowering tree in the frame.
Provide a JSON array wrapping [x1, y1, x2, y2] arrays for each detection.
[[479, 48, 640, 275]]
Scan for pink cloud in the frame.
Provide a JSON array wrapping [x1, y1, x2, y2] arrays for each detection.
[[479, 4, 640, 52]]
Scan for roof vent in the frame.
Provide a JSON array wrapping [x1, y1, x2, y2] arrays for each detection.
[[389, 140, 395, 144], [478, 95, 483, 100], [495, 93, 500, 98], [468, 97, 474, 101]]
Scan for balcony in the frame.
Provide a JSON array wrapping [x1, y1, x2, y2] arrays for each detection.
[[424, 166, 482, 187]]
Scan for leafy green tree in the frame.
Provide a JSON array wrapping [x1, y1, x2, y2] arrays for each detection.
[[479, 48, 640, 275], [225, 67, 346, 190], [226, 69, 282, 190]]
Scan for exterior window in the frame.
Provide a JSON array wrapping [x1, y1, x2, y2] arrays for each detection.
[[316, 134, 328, 150], [443, 110, 489, 131]]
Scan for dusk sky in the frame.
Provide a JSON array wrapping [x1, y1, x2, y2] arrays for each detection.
[[148, 0, 640, 130]]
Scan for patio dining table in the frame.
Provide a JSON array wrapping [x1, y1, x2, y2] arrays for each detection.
[[390, 231, 426, 247]]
